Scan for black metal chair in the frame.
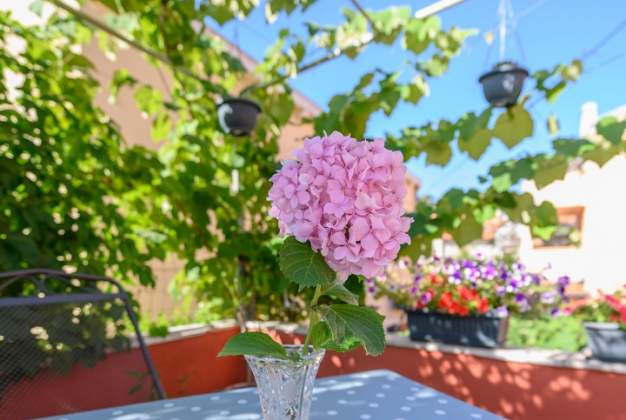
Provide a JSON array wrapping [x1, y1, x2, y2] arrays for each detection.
[[0, 269, 166, 419]]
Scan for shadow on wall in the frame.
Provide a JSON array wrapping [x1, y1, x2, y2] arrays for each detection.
[[271, 331, 626, 420]]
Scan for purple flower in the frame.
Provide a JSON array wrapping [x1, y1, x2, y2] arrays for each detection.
[[462, 260, 477, 272], [494, 306, 509, 318], [507, 279, 520, 292], [367, 286, 376, 294], [541, 291, 556, 304], [410, 286, 418, 295], [515, 293, 526, 303], [557, 275, 570, 295], [482, 262, 497, 279], [419, 292, 432, 304], [413, 275, 422, 284]]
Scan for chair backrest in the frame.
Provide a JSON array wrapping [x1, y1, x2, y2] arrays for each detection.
[[0, 269, 166, 419]]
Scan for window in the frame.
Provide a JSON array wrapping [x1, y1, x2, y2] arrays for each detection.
[[533, 206, 584, 248]]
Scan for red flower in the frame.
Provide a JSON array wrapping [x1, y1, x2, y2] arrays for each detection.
[[429, 273, 443, 285], [459, 286, 478, 301], [455, 303, 470, 316], [478, 298, 490, 313], [438, 292, 453, 311]]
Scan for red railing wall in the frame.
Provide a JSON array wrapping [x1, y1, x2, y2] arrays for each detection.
[[4, 326, 625, 420]]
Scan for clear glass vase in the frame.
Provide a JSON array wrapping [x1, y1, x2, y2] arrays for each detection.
[[245, 345, 325, 420]]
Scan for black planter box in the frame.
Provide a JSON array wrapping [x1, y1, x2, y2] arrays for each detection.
[[585, 322, 626, 363], [406, 310, 509, 348]]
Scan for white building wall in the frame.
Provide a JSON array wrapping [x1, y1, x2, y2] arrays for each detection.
[[519, 102, 626, 292]]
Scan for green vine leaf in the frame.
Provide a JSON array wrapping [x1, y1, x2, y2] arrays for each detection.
[[451, 214, 483, 247], [493, 105, 534, 148], [534, 157, 568, 189], [219, 332, 287, 359], [597, 116, 626, 145], [546, 114, 560, 135], [279, 236, 335, 289], [317, 304, 385, 355], [459, 128, 492, 160]]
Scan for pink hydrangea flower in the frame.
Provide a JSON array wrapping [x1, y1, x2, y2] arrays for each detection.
[[268, 132, 412, 280]]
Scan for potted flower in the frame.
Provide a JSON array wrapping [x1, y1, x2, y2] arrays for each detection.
[[216, 97, 261, 136], [219, 132, 412, 420], [377, 256, 569, 348], [478, 61, 529, 108], [570, 286, 626, 362]]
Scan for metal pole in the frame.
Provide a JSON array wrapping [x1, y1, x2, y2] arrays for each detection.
[[498, 0, 507, 61], [415, 0, 467, 19]]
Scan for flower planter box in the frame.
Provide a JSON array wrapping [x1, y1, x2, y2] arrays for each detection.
[[406, 310, 509, 348], [585, 322, 626, 363]]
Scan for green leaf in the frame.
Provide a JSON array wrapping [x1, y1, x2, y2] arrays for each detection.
[[534, 157, 568, 189], [492, 173, 512, 193], [151, 113, 171, 141], [279, 236, 336, 289], [459, 128, 491, 160], [451, 214, 482, 246], [309, 321, 362, 352], [7, 233, 39, 263], [493, 105, 534, 148], [400, 235, 432, 260], [219, 332, 287, 359], [323, 282, 358, 305], [110, 68, 137, 99], [530, 201, 558, 240], [403, 16, 440, 54], [596, 116, 626, 145], [545, 81, 566, 103], [546, 114, 560, 135], [583, 144, 621, 167], [424, 141, 452, 166], [317, 304, 385, 355], [458, 109, 492, 160], [402, 75, 429, 104], [308, 321, 332, 349], [560, 59, 583, 81], [421, 54, 448, 77]]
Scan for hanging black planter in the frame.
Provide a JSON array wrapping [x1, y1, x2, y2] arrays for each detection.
[[217, 98, 261, 136], [478, 61, 529, 108]]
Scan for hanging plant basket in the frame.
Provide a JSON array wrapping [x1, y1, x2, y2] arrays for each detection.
[[217, 98, 261, 136], [478, 61, 529, 108]]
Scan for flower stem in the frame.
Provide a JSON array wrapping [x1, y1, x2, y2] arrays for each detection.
[[303, 285, 323, 354]]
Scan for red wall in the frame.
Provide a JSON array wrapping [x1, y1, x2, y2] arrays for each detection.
[[4, 326, 626, 420], [150, 326, 247, 397], [0, 326, 246, 420], [271, 331, 626, 420]]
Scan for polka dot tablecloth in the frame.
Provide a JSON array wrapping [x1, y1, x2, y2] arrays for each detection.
[[41, 369, 503, 420]]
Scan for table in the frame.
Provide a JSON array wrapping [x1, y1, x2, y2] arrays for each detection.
[[42, 369, 502, 420]]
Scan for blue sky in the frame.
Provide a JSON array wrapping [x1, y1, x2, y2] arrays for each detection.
[[210, 0, 626, 198]]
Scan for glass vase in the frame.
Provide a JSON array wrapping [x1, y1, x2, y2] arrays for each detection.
[[245, 345, 325, 420]]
